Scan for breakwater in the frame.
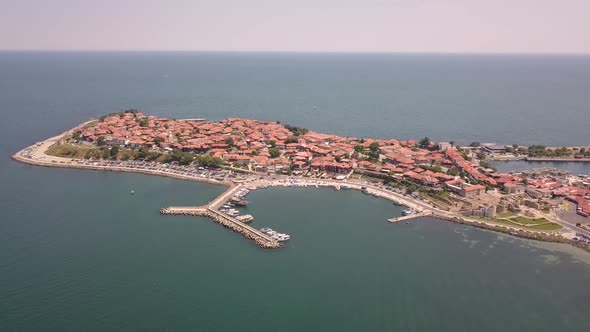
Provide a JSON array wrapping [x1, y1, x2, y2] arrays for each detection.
[[160, 206, 281, 249], [432, 214, 590, 253]]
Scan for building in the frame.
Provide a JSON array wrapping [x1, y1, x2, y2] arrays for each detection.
[[459, 184, 485, 198]]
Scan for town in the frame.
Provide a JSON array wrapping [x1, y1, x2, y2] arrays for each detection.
[[74, 111, 590, 223], [14, 109, 590, 247]]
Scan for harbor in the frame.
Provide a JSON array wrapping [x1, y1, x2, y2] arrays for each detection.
[[11, 120, 590, 251]]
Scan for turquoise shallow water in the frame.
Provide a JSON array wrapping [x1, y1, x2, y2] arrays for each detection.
[[2, 52, 590, 331]]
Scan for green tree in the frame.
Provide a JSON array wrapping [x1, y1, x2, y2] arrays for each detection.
[[225, 137, 234, 146], [369, 142, 380, 153], [334, 156, 342, 162], [269, 140, 276, 148], [138, 147, 150, 159], [268, 148, 281, 158], [138, 118, 149, 127], [154, 137, 165, 145], [101, 147, 110, 159], [419, 137, 431, 148], [447, 168, 459, 176], [285, 136, 298, 144], [469, 142, 481, 147], [284, 124, 309, 136], [110, 145, 119, 159], [96, 136, 106, 146], [354, 145, 364, 153]]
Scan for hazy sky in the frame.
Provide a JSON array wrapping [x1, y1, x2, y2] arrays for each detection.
[[1, 0, 589, 53]]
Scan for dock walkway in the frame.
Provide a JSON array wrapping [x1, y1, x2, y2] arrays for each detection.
[[160, 184, 280, 248]]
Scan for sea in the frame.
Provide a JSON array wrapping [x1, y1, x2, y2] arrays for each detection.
[[1, 52, 590, 331]]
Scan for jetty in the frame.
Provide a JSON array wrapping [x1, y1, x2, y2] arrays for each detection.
[[387, 211, 430, 223], [160, 184, 281, 249]]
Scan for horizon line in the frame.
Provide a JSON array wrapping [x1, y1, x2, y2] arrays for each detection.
[[1, 49, 590, 56]]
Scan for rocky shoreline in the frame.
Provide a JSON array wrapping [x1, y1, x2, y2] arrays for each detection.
[[433, 214, 590, 252]]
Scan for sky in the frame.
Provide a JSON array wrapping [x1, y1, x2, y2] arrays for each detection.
[[1, 0, 589, 53]]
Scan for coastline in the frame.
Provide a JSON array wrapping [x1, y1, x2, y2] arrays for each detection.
[[10, 122, 590, 252]]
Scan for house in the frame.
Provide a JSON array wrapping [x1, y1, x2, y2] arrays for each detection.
[[460, 184, 485, 198], [503, 182, 525, 194], [526, 187, 552, 199]]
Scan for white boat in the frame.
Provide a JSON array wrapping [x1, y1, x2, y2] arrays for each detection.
[[226, 209, 239, 217], [260, 227, 272, 233], [272, 233, 291, 242], [402, 208, 416, 216]]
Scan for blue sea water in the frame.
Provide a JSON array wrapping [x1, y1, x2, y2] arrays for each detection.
[[2, 52, 590, 331]]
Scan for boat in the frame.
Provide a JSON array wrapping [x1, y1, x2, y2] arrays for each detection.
[[402, 208, 416, 216], [260, 227, 272, 233], [230, 197, 248, 206], [271, 233, 290, 242], [237, 214, 254, 223], [225, 209, 239, 217], [393, 200, 402, 206], [131, 190, 135, 195]]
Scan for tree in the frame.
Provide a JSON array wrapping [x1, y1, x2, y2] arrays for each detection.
[[72, 131, 81, 140], [447, 168, 459, 176], [101, 147, 110, 159], [354, 145, 364, 153], [138, 147, 150, 159], [269, 140, 276, 148], [154, 137, 165, 145], [96, 136, 106, 146], [369, 142, 380, 153], [225, 137, 234, 146], [334, 156, 342, 162], [285, 136, 298, 144], [138, 118, 149, 127], [469, 142, 481, 147], [110, 145, 119, 159], [268, 148, 281, 158], [419, 137, 431, 148], [179, 154, 193, 165], [284, 124, 309, 136], [449, 141, 455, 147]]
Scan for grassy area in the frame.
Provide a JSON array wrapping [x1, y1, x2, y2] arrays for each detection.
[[529, 223, 563, 231], [463, 215, 563, 231], [510, 216, 550, 225], [497, 211, 517, 218], [46, 144, 97, 159]]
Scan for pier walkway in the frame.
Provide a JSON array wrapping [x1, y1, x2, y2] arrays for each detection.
[[388, 211, 431, 223], [160, 184, 280, 248]]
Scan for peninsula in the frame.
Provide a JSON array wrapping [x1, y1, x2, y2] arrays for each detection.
[[12, 110, 590, 250]]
